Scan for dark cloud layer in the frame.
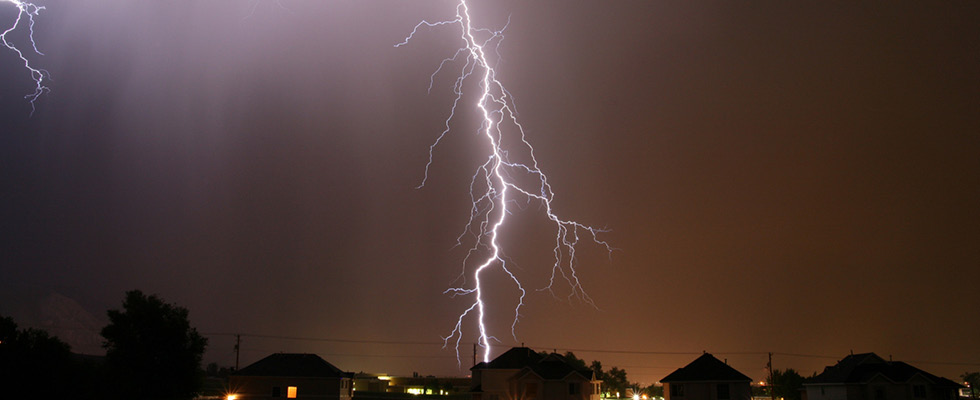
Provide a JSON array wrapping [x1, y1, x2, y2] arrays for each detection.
[[1, 0, 978, 383]]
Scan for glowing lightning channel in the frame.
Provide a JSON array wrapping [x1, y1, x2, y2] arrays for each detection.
[[1, 0, 48, 115], [398, 1, 612, 366]]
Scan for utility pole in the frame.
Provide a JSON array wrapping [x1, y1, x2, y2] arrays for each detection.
[[768, 352, 775, 400], [235, 334, 241, 371]]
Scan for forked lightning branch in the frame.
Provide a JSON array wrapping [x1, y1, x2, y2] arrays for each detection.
[[0, 0, 611, 367], [1, 0, 48, 114], [397, 0, 611, 365]]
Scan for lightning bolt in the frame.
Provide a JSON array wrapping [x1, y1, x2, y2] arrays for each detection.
[[243, 0, 292, 20], [1, 0, 48, 115], [398, 1, 612, 366]]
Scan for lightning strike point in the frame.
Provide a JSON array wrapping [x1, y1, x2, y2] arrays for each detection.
[[400, 1, 612, 367]]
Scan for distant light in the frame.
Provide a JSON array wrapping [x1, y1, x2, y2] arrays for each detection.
[[226, 395, 238, 400], [633, 394, 640, 400], [379, 375, 392, 381]]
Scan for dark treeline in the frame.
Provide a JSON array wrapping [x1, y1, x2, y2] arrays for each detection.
[[559, 351, 640, 398], [0, 290, 207, 400]]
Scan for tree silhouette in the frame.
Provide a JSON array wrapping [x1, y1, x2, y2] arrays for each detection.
[[102, 290, 208, 400], [605, 367, 631, 397], [591, 360, 630, 397], [0, 315, 77, 398], [767, 369, 805, 400], [564, 351, 589, 369], [963, 372, 979, 399], [643, 383, 664, 398]]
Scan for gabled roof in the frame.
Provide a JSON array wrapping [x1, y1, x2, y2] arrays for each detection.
[[472, 347, 594, 381], [807, 353, 885, 384], [660, 353, 752, 383], [472, 347, 544, 370], [806, 353, 963, 388], [234, 353, 353, 378]]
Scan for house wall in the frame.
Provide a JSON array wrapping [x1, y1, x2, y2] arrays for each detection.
[[475, 369, 522, 400], [845, 385, 864, 400], [805, 384, 850, 400], [508, 373, 596, 400], [664, 382, 751, 400], [229, 376, 353, 400], [805, 379, 960, 400]]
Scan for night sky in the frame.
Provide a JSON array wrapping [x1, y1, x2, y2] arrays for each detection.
[[1, 0, 978, 385]]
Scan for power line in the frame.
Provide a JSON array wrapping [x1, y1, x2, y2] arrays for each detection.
[[772, 352, 842, 360], [203, 332, 448, 347], [200, 333, 980, 368], [906, 360, 980, 367], [236, 349, 459, 359], [546, 347, 703, 356]]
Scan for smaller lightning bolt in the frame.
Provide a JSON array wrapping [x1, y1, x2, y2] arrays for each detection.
[[243, 0, 292, 20], [399, 0, 612, 366], [1, 0, 48, 114]]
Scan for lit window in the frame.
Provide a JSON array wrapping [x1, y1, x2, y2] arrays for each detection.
[[288, 386, 298, 399]]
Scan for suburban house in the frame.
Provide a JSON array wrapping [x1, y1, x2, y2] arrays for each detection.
[[229, 353, 354, 400], [471, 347, 601, 400], [661, 353, 753, 400], [803, 353, 962, 400]]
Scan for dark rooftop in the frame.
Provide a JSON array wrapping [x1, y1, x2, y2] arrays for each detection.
[[473, 347, 594, 381], [806, 353, 963, 388], [473, 347, 544, 370], [660, 353, 752, 383], [234, 353, 353, 378]]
